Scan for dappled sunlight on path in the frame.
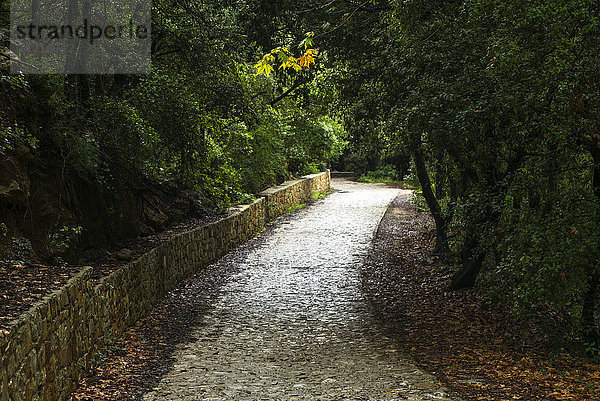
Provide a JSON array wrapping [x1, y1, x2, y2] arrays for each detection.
[[144, 179, 456, 401]]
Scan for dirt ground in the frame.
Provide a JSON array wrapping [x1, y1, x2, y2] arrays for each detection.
[[362, 191, 600, 401]]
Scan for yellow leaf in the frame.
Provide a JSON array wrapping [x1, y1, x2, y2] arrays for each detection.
[[298, 55, 306, 68], [263, 64, 274, 76], [297, 49, 316, 69], [254, 53, 276, 76]]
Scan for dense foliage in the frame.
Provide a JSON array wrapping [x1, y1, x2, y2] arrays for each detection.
[[2, 0, 600, 355], [0, 0, 348, 264], [257, 0, 600, 353], [1, 0, 346, 206], [373, 0, 600, 351]]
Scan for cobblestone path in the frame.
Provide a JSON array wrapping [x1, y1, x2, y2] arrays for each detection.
[[144, 180, 456, 401]]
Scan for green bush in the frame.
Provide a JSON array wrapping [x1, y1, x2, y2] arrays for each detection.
[[358, 165, 399, 183]]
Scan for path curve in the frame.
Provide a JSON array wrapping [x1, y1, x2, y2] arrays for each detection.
[[144, 179, 455, 401]]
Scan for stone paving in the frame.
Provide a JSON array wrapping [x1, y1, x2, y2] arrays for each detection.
[[144, 179, 457, 401]]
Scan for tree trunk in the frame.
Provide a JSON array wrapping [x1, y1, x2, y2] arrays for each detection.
[[450, 155, 523, 291], [435, 155, 444, 199], [590, 146, 600, 209], [582, 274, 600, 347], [450, 202, 501, 290], [583, 145, 600, 348], [413, 147, 449, 255], [450, 232, 485, 290]]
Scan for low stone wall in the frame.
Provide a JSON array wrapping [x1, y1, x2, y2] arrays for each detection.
[[258, 172, 329, 220], [330, 171, 356, 179], [1, 171, 330, 401]]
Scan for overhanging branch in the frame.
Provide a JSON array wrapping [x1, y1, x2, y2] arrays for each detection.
[[270, 77, 308, 106]]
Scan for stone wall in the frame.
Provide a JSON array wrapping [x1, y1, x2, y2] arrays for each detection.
[[330, 171, 356, 179], [0, 171, 330, 401]]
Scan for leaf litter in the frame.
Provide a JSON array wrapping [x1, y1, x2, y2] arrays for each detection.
[[362, 191, 600, 401]]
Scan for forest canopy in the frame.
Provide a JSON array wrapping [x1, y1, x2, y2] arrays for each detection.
[[2, 0, 600, 355]]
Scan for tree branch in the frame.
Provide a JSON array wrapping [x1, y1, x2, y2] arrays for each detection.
[[270, 78, 308, 106]]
